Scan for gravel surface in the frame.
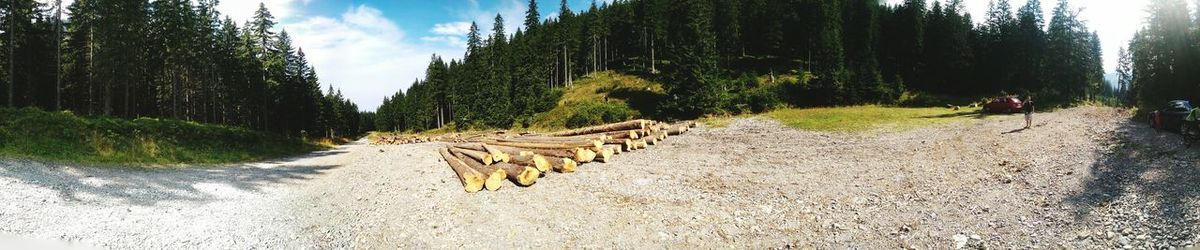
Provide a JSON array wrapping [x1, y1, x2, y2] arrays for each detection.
[[2, 106, 1198, 249]]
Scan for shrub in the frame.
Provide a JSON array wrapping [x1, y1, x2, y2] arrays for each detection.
[[565, 101, 640, 128]]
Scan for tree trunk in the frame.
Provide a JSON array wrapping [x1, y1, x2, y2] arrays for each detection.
[[545, 157, 578, 173], [546, 120, 649, 137], [438, 148, 486, 193], [448, 147, 494, 165], [7, 4, 14, 108], [488, 144, 595, 163], [451, 143, 509, 163], [54, 0, 63, 111], [509, 153, 550, 172], [452, 150, 506, 191], [494, 162, 538, 186]]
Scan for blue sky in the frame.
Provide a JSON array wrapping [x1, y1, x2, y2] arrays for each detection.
[[36, 0, 1153, 111], [210, 0, 608, 111]]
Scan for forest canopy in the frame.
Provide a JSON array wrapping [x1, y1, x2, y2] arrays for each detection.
[[374, 0, 1109, 132]]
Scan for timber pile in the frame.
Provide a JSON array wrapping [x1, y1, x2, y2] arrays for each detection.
[[372, 131, 509, 145], [438, 119, 696, 193]]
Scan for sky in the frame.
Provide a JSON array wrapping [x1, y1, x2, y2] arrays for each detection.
[[35, 0, 1153, 111]]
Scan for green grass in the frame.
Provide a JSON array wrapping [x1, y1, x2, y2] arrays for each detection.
[[762, 105, 989, 133], [0, 107, 324, 166], [527, 71, 666, 131]]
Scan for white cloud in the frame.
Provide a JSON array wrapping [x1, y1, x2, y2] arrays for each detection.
[[421, 0, 528, 59], [216, 0, 309, 25], [430, 22, 473, 36], [282, 5, 458, 111]]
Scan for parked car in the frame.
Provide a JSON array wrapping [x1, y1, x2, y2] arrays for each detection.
[[1150, 100, 1193, 132], [983, 96, 1024, 113]]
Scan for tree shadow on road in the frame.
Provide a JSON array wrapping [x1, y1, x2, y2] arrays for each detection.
[[0, 148, 350, 207], [1065, 120, 1200, 238]]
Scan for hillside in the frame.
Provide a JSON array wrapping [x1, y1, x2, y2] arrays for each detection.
[[0, 108, 323, 165], [527, 71, 667, 130]]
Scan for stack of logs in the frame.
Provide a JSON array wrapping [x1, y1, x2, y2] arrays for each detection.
[[374, 131, 504, 145], [439, 119, 695, 193]]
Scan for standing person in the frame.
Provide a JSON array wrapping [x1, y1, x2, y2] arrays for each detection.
[[1024, 96, 1035, 129]]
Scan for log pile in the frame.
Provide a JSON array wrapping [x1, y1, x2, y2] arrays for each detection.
[[437, 119, 696, 193], [372, 131, 510, 145]]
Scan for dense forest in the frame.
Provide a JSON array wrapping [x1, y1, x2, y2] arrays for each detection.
[[1121, 0, 1200, 110], [375, 0, 1110, 132], [0, 1, 369, 138]]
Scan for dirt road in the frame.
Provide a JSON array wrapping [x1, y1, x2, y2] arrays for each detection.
[[1, 106, 1197, 249]]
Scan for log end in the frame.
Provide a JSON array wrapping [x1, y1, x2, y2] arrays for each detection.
[[515, 167, 539, 186], [574, 148, 597, 163], [464, 175, 486, 193], [485, 169, 506, 191], [494, 152, 511, 163], [597, 148, 614, 163], [561, 158, 578, 173], [629, 130, 639, 139], [482, 154, 495, 165], [532, 155, 551, 172]]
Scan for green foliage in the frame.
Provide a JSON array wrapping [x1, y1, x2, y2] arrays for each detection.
[[0, 107, 320, 164], [564, 100, 638, 128]]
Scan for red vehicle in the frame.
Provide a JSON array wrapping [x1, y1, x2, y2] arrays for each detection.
[[984, 96, 1024, 113]]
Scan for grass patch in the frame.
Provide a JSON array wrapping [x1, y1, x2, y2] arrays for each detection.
[[763, 105, 989, 133], [0, 107, 324, 165], [528, 71, 666, 131]]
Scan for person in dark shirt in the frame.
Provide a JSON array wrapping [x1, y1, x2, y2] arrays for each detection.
[[1023, 96, 1035, 129]]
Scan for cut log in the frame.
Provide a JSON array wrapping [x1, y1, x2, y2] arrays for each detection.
[[483, 144, 510, 163], [489, 138, 603, 152], [602, 130, 640, 139], [494, 162, 538, 186], [546, 120, 649, 137], [632, 139, 648, 149], [604, 144, 622, 155], [449, 147, 493, 165], [547, 157, 578, 173], [487, 140, 599, 151], [509, 154, 551, 172], [438, 148, 485, 193], [511, 134, 609, 141], [603, 138, 634, 152], [489, 145, 594, 163], [666, 125, 687, 136], [594, 147, 615, 163], [452, 151, 506, 191]]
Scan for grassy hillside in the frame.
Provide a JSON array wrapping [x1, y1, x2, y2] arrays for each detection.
[[0, 107, 323, 165], [527, 71, 666, 130]]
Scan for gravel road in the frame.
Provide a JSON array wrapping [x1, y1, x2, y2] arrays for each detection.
[[1, 106, 1197, 249]]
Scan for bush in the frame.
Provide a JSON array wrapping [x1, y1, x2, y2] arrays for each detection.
[[564, 101, 640, 128]]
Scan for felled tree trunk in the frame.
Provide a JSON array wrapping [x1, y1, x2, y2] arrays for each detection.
[[509, 154, 551, 172], [449, 147, 493, 165], [545, 120, 649, 137], [487, 139, 604, 153], [438, 148, 485, 193], [546, 157, 578, 173], [453, 151, 506, 191], [494, 162, 538, 186], [452, 143, 509, 163], [603, 138, 634, 152]]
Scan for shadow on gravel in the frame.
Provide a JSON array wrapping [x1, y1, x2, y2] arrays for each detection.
[[1066, 120, 1200, 237], [0, 151, 346, 206]]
